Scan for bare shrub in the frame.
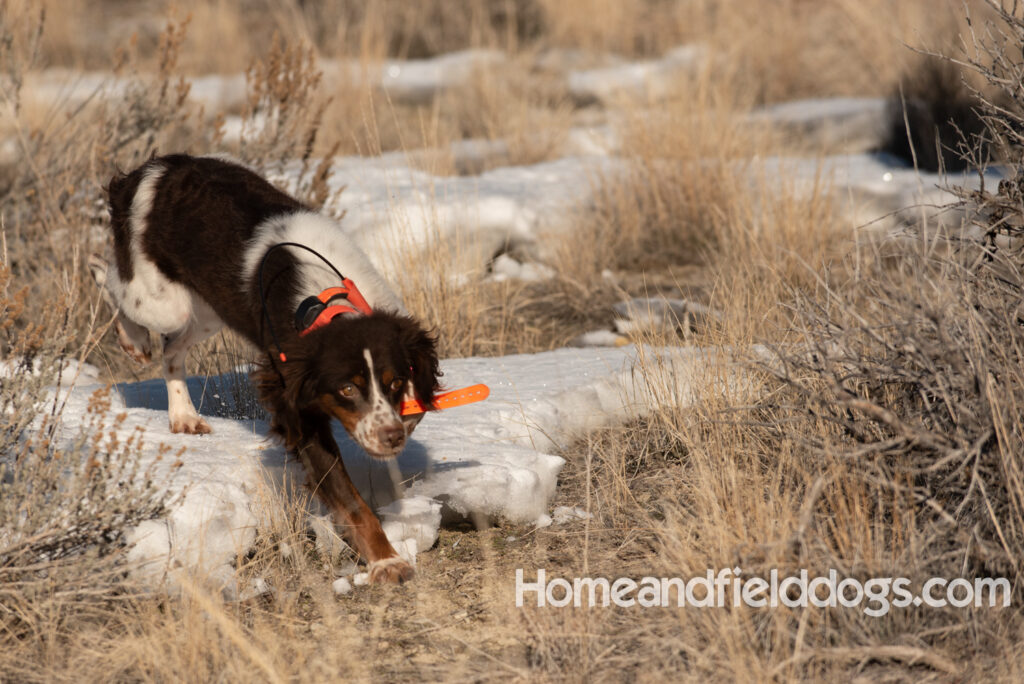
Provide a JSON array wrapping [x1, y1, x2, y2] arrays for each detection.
[[236, 34, 341, 209], [0, 270, 177, 679], [0, 10, 204, 380], [767, 244, 1024, 573], [950, 0, 1024, 248], [765, 0, 1024, 611]]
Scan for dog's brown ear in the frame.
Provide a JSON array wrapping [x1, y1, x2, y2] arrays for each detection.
[[398, 317, 440, 406], [280, 351, 320, 411], [253, 348, 319, 446]]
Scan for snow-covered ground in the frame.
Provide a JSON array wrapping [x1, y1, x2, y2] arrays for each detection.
[[8, 48, 999, 275], [46, 345, 747, 596], [14, 45, 697, 115], [284, 148, 1000, 287]]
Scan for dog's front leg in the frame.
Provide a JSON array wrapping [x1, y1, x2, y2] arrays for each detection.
[[298, 420, 414, 584]]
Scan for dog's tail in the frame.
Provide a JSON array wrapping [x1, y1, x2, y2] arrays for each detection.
[[106, 169, 138, 228], [104, 156, 164, 277]]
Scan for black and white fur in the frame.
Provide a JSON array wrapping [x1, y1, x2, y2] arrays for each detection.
[[90, 154, 440, 583]]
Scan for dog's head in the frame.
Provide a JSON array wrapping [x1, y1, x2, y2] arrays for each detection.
[[277, 312, 440, 458]]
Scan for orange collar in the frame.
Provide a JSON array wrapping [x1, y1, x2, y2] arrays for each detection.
[[295, 279, 373, 337]]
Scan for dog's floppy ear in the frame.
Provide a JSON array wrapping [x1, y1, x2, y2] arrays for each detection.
[[253, 344, 317, 409], [398, 317, 440, 406], [253, 343, 320, 445]]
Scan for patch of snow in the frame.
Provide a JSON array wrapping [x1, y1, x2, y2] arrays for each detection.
[[320, 49, 506, 105], [238, 577, 271, 601], [749, 97, 887, 152], [271, 154, 626, 282], [186, 73, 248, 113], [379, 496, 442, 552], [19, 69, 247, 115], [0, 138, 19, 166], [758, 153, 1007, 234], [20, 51, 501, 117], [337, 124, 618, 177], [41, 345, 749, 594], [568, 330, 631, 348], [20, 69, 129, 109], [564, 125, 620, 156], [612, 297, 723, 334], [379, 49, 505, 104], [332, 577, 353, 595], [218, 112, 271, 146], [552, 506, 593, 525], [568, 45, 706, 105], [267, 145, 992, 288], [391, 538, 418, 566], [488, 254, 555, 282], [532, 48, 627, 74], [336, 562, 359, 577], [309, 513, 349, 561]]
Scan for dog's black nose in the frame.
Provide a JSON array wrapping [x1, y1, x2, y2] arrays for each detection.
[[378, 424, 405, 450]]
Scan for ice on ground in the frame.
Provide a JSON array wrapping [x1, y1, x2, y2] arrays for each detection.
[[42, 345, 747, 595]]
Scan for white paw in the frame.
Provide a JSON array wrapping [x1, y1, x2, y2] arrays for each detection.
[[368, 556, 414, 584], [169, 415, 212, 435]]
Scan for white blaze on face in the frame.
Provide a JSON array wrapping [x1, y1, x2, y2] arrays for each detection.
[[352, 348, 404, 455]]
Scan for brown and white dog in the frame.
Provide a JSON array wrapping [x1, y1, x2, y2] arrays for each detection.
[[90, 153, 440, 583]]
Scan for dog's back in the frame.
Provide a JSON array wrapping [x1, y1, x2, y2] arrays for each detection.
[[104, 154, 309, 340]]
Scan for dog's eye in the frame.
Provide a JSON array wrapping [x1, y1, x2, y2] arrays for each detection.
[[389, 378, 404, 393], [339, 384, 358, 398]]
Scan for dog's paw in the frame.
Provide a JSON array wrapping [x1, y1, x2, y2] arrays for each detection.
[[368, 556, 415, 584], [169, 416, 213, 435]]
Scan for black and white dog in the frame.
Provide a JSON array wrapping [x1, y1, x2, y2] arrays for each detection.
[[90, 154, 440, 583]]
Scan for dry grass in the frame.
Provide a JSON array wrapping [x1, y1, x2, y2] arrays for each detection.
[[2, 0, 1022, 681]]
